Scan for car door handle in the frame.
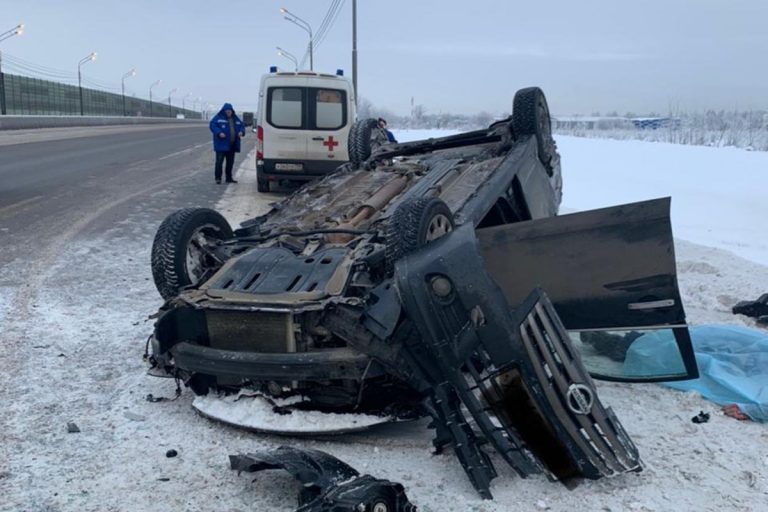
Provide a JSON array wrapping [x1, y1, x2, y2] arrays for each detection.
[[627, 299, 676, 310], [312, 137, 324, 141]]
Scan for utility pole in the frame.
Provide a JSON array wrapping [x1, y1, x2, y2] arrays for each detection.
[[352, 0, 358, 105]]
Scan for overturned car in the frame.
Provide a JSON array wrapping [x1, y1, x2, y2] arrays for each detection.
[[147, 87, 698, 499]]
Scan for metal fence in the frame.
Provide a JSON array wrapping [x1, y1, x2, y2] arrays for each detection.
[[0, 73, 201, 119]]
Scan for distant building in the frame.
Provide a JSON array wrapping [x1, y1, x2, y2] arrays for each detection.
[[552, 116, 633, 130], [630, 117, 681, 130], [552, 116, 680, 131]]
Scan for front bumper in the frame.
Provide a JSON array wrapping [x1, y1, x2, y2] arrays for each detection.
[[150, 304, 384, 383], [163, 340, 381, 381]]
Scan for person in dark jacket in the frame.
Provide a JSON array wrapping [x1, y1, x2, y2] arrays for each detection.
[[209, 102, 246, 184]]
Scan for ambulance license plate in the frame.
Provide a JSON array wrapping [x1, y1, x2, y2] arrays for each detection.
[[275, 163, 304, 171]]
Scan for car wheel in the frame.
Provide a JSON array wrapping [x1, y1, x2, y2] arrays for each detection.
[[348, 118, 381, 167], [257, 172, 270, 193], [385, 197, 455, 274], [151, 208, 233, 300], [513, 87, 556, 174], [371, 498, 393, 512]]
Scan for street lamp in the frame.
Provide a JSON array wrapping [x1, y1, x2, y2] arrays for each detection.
[[280, 7, 313, 71], [0, 23, 24, 43], [0, 24, 24, 115], [352, 0, 357, 104], [276, 46, 298, 71], [167, 87, 177, 118], [182, 92, 192, 112], [149, 79, 162, 117], [77, 51, 97, 116], [121, 68, 136, 117]]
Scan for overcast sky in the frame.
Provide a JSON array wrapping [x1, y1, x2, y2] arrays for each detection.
[[2, 0, 767, 116]]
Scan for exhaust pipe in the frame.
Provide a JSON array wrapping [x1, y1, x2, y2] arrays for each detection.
[[327, 175, 410, 243]]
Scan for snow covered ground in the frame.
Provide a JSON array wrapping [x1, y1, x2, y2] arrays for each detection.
[[2, 134, 767, 511], [558, 135, 768, 267]]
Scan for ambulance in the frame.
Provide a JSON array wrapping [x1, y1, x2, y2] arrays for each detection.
[[255, 67, 356, 192]]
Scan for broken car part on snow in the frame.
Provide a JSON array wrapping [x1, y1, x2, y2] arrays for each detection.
[[146, 87, 698, 499], [230, 446, 417, 512], [732, 293, 768, 325]]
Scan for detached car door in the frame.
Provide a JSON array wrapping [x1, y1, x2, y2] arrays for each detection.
[[476, 197, 698, 382]]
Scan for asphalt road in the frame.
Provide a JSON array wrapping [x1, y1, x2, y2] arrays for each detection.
[[0, 124, 254, 268]]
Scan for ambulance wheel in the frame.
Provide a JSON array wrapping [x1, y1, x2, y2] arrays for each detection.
[[257, 167, 270, 192]]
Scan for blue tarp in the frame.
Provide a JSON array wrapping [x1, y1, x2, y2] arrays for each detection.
[[624, 325, 768, 422]]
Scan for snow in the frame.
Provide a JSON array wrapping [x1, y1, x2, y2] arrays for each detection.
[[2, 132, 767, 511], [558, 135, 768, 266], [392, 129, 460, 143], [193, 392, 394, 435]]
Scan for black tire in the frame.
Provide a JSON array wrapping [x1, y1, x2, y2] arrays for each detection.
[[348, 118, 380, 167], [513, 87, 555, 173], [256, 167, 270, 193], [151, 208, 233, 300], [385, 197, 455, 274], [368, 494, 395, 512]]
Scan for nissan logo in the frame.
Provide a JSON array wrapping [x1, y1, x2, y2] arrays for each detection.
[[566, 383, 594, 415]]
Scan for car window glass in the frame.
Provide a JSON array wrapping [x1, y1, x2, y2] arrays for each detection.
[[270, 87, 303, 128], [315, 89, 345, 129], [569, 328, 687, 381]]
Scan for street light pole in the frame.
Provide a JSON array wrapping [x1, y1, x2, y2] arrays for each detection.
[[280, 8, 313, 71], [352, 0, 357, 104], [121, 68, 136, 117], [276, 46, 298, 71], [0, 23, 23, 43], [182, 92, 192, 112], [149, 79, 162, 117], [77, 52, 97, 116], [0, 24, 24, 116], [167, 88, 177, 118]]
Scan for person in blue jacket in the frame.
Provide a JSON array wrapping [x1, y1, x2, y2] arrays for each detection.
[[209, 103, 245, 184], [378, 118, 397, 143]]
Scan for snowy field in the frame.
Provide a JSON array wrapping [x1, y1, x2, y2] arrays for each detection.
[[2, 134, 768, 511], [558, 135, 768, 267]]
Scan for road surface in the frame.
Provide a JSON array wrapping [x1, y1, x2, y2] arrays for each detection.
[[0, 124, 253, 266]]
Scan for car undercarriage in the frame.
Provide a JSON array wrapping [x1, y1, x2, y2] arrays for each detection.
[[147, 88, 698, 500]]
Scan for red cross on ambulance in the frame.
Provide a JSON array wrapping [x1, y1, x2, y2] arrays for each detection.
[[322, 136, 339, 152]]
